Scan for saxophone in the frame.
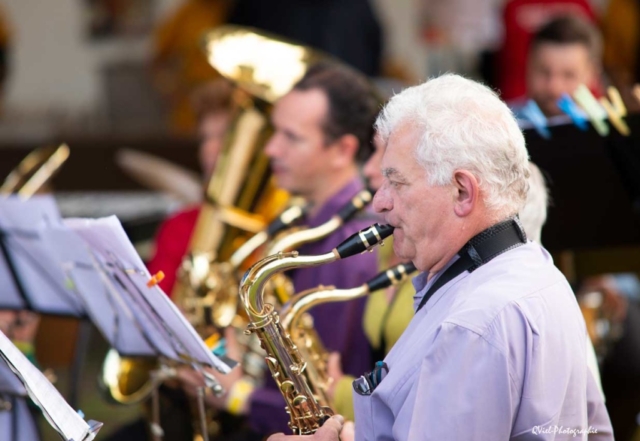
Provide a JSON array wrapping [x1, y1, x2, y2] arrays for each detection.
[[239, 223, 394, 434], [279, 262, 418, 408]]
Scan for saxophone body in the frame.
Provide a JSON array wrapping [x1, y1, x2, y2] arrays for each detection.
[[240, 224, 394, 434]]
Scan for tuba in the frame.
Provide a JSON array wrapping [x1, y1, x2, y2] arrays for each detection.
[[240, 223, 394, 434], [279, 262, 417, 408]]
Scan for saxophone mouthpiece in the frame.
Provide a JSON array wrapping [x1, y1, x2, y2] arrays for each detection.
[[366, 262, 417, 292], [266, 204, 306, 236], [334, 223, 394, 259], [336, 188, 373, 222]]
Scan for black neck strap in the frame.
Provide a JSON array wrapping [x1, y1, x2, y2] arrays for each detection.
[[416, 217, 527, 312]]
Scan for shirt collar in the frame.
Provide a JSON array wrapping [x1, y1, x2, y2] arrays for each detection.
[[412, 255, 460, 311], [303, 177, 364, 228]]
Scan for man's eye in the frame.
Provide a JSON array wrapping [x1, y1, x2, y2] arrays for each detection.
[[285, 132, 300, 143]]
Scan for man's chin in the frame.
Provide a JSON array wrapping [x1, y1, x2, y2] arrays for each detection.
[[272, 176, 291, 191], [392, 241, 411, 261]]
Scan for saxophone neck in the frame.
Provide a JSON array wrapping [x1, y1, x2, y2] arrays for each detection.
[[241, 250, 339, 322], [228, 230, 269, 268], [280, 285, 369, 332], [280, 261, 416, 332], [231, 202, 307, 267], [266, 217, 341, 254]]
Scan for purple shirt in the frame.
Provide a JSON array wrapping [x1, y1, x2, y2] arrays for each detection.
[[249, 177, 379, 435], [353, 241, 613, 441]]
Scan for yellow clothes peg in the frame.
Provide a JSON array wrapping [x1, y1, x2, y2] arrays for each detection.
[[599, 86, 630, 136]]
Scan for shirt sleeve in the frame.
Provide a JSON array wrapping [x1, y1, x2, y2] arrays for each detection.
[[401, 322, 515, 441], [586, 367, 614, 441]]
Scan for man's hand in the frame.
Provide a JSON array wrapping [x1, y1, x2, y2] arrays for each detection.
[[175, 327, 246, 410], [267, 415, 353, 441]]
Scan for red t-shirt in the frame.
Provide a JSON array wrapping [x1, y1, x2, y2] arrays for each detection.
[[146, 206, 200, 296], [496, 0, 596, 101]]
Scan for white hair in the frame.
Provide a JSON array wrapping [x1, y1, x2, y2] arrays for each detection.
[[375, 74, 530, 217], [519, 162, 549, 243]]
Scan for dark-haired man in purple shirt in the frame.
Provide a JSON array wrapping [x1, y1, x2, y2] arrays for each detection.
[[181, 62, 381, 437]]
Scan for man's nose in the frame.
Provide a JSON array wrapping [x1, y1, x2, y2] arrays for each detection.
[[372, 186, 391, 213], [547, 75, 566, 99], [264, 135, 280, 158]]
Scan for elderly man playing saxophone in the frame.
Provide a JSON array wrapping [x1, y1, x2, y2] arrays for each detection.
[[271, 73, 614, 441]]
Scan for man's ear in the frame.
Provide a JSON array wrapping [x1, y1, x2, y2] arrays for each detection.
[[452, 170, 479, 217], [330, 134, 359, 167]]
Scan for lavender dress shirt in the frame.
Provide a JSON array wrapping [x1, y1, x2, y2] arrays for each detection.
[[353, 241, 613, 441], [249, 177, 379, 435]]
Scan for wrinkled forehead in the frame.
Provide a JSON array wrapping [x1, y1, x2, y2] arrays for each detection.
[[380, 125, 425, 177], [383, 122, 421, 156]]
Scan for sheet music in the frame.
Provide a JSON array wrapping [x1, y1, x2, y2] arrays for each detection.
[[127, 269, 233, 371], [67, 218, 178, 359], [0, 196, 85, 316], [67, 216, 233, 373], [0, 331, 100, 441], [0, 195, 63, 229], [45, 225, 156, 357]]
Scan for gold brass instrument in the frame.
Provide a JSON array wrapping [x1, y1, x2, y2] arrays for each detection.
[[1, 144, 70, 198], [240, 223, 394, 434], [173, 101, 287, 331], [202, 26, 326, 105], [279, 262, 417, 407], [100, 351, 175, 405], [180, 201, 307, 331]]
